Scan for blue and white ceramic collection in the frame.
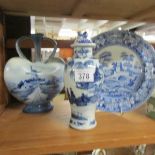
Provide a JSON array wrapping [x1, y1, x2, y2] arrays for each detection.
[[92, 30, 155, 112], [3, 31, 155, 129], [4, 34, 65, 113], [65, 32, 103, 130]]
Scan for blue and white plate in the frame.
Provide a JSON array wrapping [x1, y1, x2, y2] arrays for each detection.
[[92, 30, 155, 112]]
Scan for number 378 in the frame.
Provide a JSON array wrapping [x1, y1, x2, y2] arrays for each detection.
[[79, 73, 90, 80]]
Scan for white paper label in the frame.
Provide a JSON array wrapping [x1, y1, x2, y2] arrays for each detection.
[[74, 68, 95, 82]]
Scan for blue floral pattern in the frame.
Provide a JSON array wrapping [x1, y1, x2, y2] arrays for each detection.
[[92, 30, 155, 112]]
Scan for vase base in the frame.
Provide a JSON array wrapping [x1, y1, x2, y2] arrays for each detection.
[[23, 102, 53, 113], [69, 119, 97, 130]]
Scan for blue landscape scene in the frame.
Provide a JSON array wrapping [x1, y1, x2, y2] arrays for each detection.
[[97, 51, 144, 111], [7, 66, 63, 104]]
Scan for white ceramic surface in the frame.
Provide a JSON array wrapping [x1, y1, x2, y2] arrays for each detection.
[[65, 32, 103, 130], [4, 34, 65, 113]]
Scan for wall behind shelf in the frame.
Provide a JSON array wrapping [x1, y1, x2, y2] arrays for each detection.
[[0, 13, 8, 113]]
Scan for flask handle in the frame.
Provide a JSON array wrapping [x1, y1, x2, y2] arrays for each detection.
[[15, 33, 57, 62]]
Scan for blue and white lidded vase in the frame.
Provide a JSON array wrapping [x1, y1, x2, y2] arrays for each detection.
[[4, 33, 65, 113], [64, 32, 102, 130]]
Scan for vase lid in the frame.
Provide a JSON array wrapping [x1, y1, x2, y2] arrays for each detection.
[[71, 32, 96, 47]]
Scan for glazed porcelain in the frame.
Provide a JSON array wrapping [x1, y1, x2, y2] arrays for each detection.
[[92, 149, 106, 155], [93, 30, 155, 112], [64, 32, 102, 130], [146, 97, 155, 119], [4, 33, 65, 113]]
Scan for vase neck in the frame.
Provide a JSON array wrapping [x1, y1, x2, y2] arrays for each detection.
[[74, 46, 93, 59], [31, 33, 43, 62]]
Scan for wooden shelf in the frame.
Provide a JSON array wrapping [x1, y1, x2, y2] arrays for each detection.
[[0, 95, 155, 155], [1, 0, 155, 21]]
